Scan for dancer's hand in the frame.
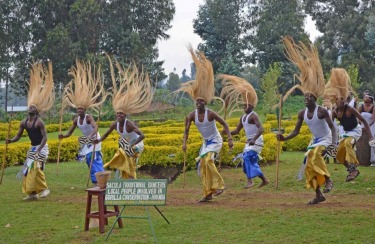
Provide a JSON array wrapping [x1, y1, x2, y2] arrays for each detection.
[[248, 138, 256, 146], [228, 139, 233, 150], [276, 133, 285, 141]]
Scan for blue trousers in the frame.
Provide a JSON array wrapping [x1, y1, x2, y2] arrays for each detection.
[[86, 151, 104, 183], [243, 150, 264, 179]]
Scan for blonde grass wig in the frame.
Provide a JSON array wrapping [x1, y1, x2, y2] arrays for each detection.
[[27, 62, 55, 114], [326, 68, 351, 101], [322, 79, 338, 107], [107, 56, 153, 114], [219, 74, 258, 116], [322, 99, 333, 111], [282, 36, 325, 100], [175, 46, 216, 103], [64, 60, 107, 113]]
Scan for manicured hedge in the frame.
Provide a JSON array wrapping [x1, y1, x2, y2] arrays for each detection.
[[0, 116, 313, 168]]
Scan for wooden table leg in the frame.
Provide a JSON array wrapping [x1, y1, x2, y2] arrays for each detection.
[[84, 193, 93, 231], [114, 205, 124, 228], [98, 194, 105, 233]]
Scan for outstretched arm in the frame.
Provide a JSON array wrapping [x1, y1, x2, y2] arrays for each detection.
[[59, 117, 78, 139], [211, 111, 233, 149], [277, 109, 304, 141], [230, 116, 243, 135], [6, 120, 25, 144], [182, 114, 193, 152], [95, 122, 116, 143]]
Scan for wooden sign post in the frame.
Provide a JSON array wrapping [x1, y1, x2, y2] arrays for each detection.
[[104, 179, 170, 241]]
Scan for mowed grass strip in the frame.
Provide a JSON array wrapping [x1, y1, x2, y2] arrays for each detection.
[[0, 152, 375, 243]]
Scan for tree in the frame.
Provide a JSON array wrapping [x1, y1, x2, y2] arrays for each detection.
[[193, 0, 248, 72], [101, 0, 174, 83], [217, 43, 241, 76], [0, 0, 175, 97], [180, 69, 190, 82], [365, 14, 375, 46], [304, 0, 375, 86], [247, 0, 308, 73], [0, 0, 31, 110], [165, 72, 180, 92], [260, 62, 282, 115], [346, 64, 360, 93], [241, 65, 261, 90]]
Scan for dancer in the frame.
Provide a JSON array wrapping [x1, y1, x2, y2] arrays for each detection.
[[219, 74, 269, 188], [327, 68, 373, 180], [178, 46, 233, 203], [276, 36, 337, 205], [6, 62, 54, 200], [94, 57, 153, 179], [59, 60, 107, 185]]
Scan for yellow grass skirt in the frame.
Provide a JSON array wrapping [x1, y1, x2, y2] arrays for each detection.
[[104, 148, 137, 179], [336, 137, 359, 165], [199, 152, 225, 197], [305, 146, 330, 190], [22, 161, 48, 194]]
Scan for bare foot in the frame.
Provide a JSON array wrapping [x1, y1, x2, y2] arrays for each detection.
[[258, 179, 269, 188], [307, 195, 326, 205], [213, 188, 225, 196], [323, 180, 334, 193], [198, 194, 213, 203], [346, 170, 360, 182], [243, 183, 254, 189]]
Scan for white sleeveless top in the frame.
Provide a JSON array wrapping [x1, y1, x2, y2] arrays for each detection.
[[77, 115, 93, 137], [242, 112, 263, 153], [77, 114, 101, 153], [242, 112, 260, 139], [304, 106, 332, 147], [304, 106, 330, 139], [195, 109, 220, 140], [117, 119, 140, 144]]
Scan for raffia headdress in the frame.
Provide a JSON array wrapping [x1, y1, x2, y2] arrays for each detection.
[[219, 74, 258, 116], [107, 55, 153, 114], [27, 62, 55, 114], [175, 46, 215, 103], [282, 36, 325, 100], [64, 60, 107, 113], [324, 68, 351, 102]]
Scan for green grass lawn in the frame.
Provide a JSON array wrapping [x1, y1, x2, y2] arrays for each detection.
[[1, 151, 375, 243]]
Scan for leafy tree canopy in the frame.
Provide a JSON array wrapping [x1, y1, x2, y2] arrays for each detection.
[[304, 0, 375, 88], [0, 0, 175, 97]]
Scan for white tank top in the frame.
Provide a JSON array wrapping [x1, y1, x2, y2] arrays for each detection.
[[117, 119, 139, 143], [242, 112, 259, 139], [77, 114, 100, 138], [77, 114, 101, 152], [195, 109, 220, 140], [304, 106, 330, 138]]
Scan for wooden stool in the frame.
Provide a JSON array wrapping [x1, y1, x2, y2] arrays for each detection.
[[84, 187, 123, 233]]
